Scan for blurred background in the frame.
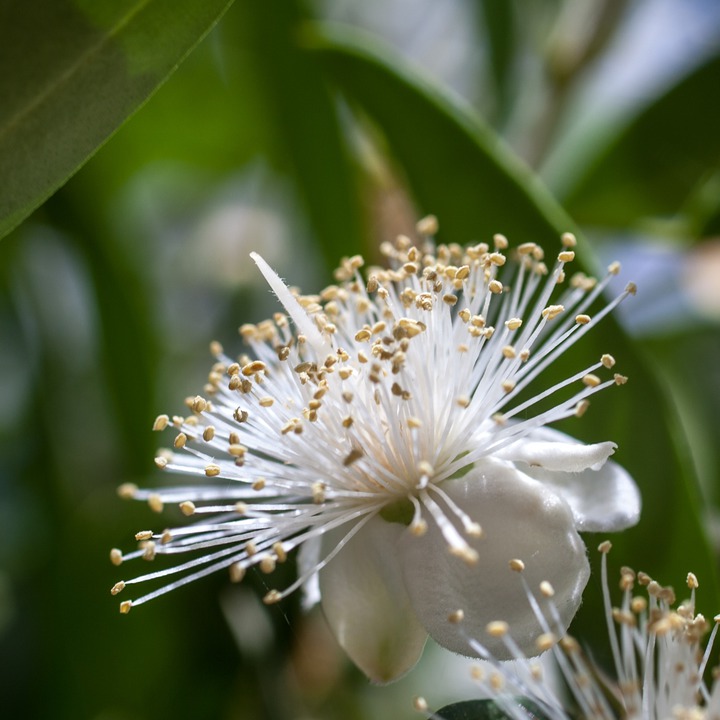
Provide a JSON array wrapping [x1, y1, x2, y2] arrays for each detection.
[[2, 0, 720, 717]]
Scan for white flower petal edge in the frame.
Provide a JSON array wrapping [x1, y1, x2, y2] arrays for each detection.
[[503, 426, 641, 532], [318, 516, 428, 684], [398, 459, 590, 659]]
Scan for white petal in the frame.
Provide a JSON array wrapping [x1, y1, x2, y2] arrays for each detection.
[[521, 460, 641, 532], [497, 431, 616, 472], [297, 536, 321, 610], [318, 515, 428, 683], [399, 460, 589, 659], [500, 426, 640, 532]]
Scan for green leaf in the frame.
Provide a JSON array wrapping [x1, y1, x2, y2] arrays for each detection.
[[304, 22, 575, 247], [305, 21, 720, 640], [476, 0, 518, 127], [559, 51, 720, 227], [242, 2, 365, 270], [435, 699, 548, 720], [0, 0, 234, 240]]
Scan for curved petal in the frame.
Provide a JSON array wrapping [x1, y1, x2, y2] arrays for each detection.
[[399, 460, 589, 659], [497, 426, 616, 472], [318, 514, 428, 683], [501, 426, 640, 532], [521, 460, 641, 532]]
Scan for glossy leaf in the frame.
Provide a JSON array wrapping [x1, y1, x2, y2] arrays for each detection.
[[436, 699, 547, 720], [304, 22, 575, 248], [560, 51, 720, 227], [0, 0, 234, 239]]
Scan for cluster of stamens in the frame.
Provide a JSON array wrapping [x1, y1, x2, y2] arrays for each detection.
[[110, 218, 634, 614], [414, 543, 720, 720]]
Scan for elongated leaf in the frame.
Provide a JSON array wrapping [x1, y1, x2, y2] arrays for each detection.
[[303, 22, 575, 248], [305, 22, 720, 636], [476, 0, 518, 127], [560, 51, 720, 227], [0, 0, 234, 239], [243, 1, 365, 269], [436, 699, 550, 720]]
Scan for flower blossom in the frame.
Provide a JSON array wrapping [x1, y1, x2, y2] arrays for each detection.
[[416, 543, 720, 720], [111, 220, 640, 683]]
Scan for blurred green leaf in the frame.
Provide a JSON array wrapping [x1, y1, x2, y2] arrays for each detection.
[[476, 0, 517, 127], [245, 2, 365, 269], [305, 21, 720, 642], [0, 0, 234, 240], [304, 21, 575, 247], [560, 51, 720, 227]]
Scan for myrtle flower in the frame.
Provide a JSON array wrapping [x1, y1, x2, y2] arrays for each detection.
[[416, 543, 720, 720], [111, 220, 640, 683]]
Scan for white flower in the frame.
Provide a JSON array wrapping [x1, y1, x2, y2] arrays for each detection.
[[420, 542, 720, 720], [111, 223, 640, 683]]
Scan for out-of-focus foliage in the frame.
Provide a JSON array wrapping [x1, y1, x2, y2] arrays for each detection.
[[0, 0, 235, 238], [2, 0, 720, 718]]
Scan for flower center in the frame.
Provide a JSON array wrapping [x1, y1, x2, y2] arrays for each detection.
[[379, 497, 415, 526]]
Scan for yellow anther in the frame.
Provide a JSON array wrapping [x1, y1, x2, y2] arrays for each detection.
[[135, 530, 153, 541], [147, 494, 163, 513], [493, 234, 509, 250], [598, 540, 612, 553], [117, 483, 138, 499], [119, 600, 132, 614], [111, 581, 125, 596], [574, 399, 590, 417], [488, 280, 503, 294], [509, 558, 525, 572], [486, 620, 509, 637], [540, 581, 555, 598], [505, 317, 522, 331], [614, 374, 628, 385], [202, 426, 215, 442], [601, 354, 616, 368], [263, 589, 282, 605], [448, 609, 465, 624], [154, 456, 168, 469], [561, 232, 577, 248], [273, 542, 288, 563], [229, 563, 246, 583], [259, 555, 276, 574], [416, 215, 438, 235], [179, 501, 196, 516], [583, 374, 601, 387], [110, 548, 123, 566], [413, 697, 429, 712], [536, 633, 557, 652], [575, 314, 591, 325], [241, 360, 267, 376], [205, 464, 221, 477], [558, 250, 575, 263], [152, 414, 169, 431], [174, 433, 187, 449], [410, 519, 428, 536], [541, 304, 564, 320], [687, 572, 699, 590], [192, 396, 207, 413]]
